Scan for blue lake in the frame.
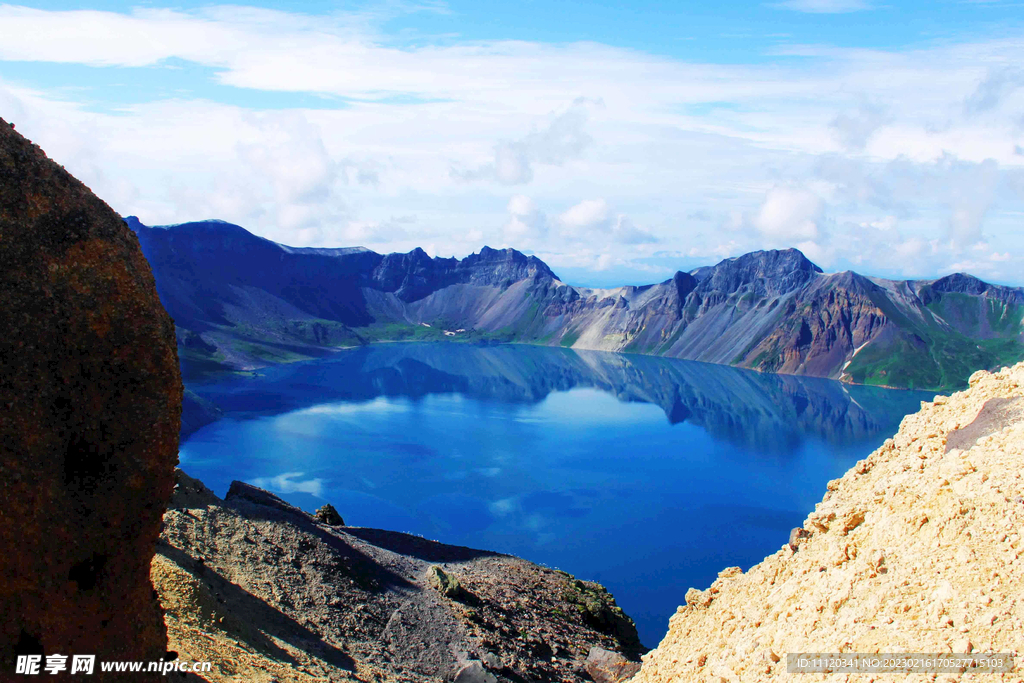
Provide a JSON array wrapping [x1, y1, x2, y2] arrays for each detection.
[[179, 342, 930, 648]]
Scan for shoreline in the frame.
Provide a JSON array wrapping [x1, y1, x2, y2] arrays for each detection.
[[183, 336, 950, 394]]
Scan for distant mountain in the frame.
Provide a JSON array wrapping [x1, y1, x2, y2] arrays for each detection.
[[126, 217, 1024, 391]]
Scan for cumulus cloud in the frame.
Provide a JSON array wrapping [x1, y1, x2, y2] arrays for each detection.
[[453, 99, 595, 185], [556, 198, 657, 244], [237, 112, 337, 204], [340, 219, 410, 244], [503, 194, 547, 244], [813, 155, 904, 213], [559, 198, 610, 237], [611, 216, 659, 245], [752, 186, 825, 242]]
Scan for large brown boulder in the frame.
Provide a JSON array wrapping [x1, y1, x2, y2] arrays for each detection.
[[0, 118, 182, 678]]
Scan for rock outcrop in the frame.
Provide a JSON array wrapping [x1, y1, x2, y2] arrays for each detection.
[[0, 119, 183, 675], [153, 471, 644, 682], [634, 363, 1024, 683]]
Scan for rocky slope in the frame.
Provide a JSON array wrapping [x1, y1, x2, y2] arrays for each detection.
[[0, 119, 182, 677], [153, 471, 644, 683], [127, 218, 1024, 392], [634, 362, 1024, 683]]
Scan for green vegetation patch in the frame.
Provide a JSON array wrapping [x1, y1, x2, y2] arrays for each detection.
[[355, 321, 514, 345], [656, 324, 686, 355], [233, 340, 310, 364], [283, 319, 362, 347], [560, 329, 580, 347], [842, 287, 1024, 391], [356, 322, 448, 342], [178, 346, 234, 381], [987, 299, 1024, 336], [750, 342, 785, 373], [623, 334, 647, 353], [925, 292, 982, 335], [924, 293, 1024, 340], [846, 329, 1024, 392]]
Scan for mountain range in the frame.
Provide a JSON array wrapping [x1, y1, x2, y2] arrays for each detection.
[[126, 216, 1024, 392]]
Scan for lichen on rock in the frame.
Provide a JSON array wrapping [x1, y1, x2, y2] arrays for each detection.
[[314, 503, 345, 526], [428, 564, 471, 602]]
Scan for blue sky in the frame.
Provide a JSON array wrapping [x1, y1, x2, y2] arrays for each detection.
[[1, 0, 1023, 286]]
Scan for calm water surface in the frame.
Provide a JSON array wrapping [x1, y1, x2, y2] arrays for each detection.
[[180, 343, 930, 647]]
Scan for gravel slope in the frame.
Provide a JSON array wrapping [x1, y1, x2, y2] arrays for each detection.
[[153, 473, 644, 682]]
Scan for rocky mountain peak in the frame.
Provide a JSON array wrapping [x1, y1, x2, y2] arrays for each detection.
[[696, 247, 823, 298], [463, 245, 558, 282], [933, 272, 990, 295], [672, 270, 699, 300]]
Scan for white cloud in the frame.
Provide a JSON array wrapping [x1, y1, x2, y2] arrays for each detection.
[[342, 219, 410, 244], [964, 66, 1024, 115], [830, 103, 890, 150], [862, 215, 898, 231], [1, 6, 1024, 282], [556, 198, 657, 244], [943, 156, 1000, 246], [752, 186, 824, 242], [611, 216, 659, 245], [453, 100, 595, 185], [502, 194, 547, 245], [770, 0, 874, 13], [794, 239, 835, 267], [559, 198, 610, 234]]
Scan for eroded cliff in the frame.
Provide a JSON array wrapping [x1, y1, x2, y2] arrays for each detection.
[[634, 363, 1024, 682]]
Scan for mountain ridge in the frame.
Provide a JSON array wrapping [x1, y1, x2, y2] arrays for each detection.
[[127, 216, 1024, 392]]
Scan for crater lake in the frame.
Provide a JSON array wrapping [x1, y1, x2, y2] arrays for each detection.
[[178, 342, 930, 647]]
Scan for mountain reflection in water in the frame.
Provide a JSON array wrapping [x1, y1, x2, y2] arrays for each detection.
[[181, 343, 930, 647], [188, 342, 926, 453]]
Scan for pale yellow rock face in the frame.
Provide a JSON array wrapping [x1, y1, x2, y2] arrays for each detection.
[[634, 364, 1024, 683]]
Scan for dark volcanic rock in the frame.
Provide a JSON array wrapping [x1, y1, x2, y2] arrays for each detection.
[[694, 248, 823, 300], [156, 471, 646, 682], [0, 118, 183, 676], [932, 272, 990, 296], [369, 245, 557, 302], [929, 272, 1024, 305]]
